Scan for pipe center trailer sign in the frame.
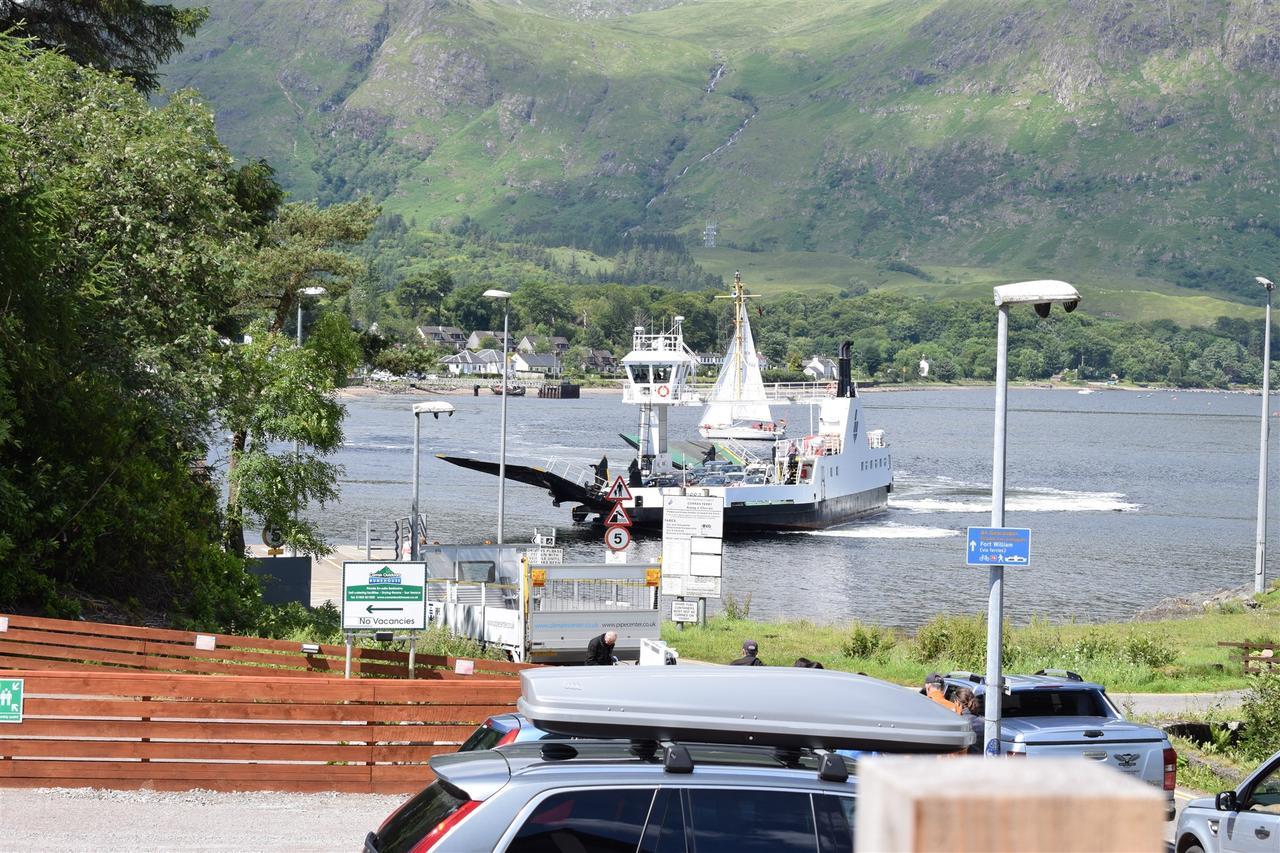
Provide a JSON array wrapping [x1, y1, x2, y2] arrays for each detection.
[[342, 562, 427, 630]]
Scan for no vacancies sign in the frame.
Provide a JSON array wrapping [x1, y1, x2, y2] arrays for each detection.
[[342, 562, 427, 631]]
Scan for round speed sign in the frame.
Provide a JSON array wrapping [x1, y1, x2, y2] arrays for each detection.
[[604, 525, 632, 551]]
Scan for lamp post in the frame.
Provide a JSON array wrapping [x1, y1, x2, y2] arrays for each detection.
[[484, 289, 512, 545], [411, 401, 455, 560], [1256, 276, 1275, 594], [986, 279, 1081, 757], [292, 285, 327, 556]]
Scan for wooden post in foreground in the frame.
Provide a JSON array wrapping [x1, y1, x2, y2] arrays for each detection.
[[855, 757, 1165, 853]]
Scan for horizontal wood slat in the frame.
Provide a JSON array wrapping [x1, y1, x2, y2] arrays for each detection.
[[0, 612, 531, 679], [0, 668, 517, 794]]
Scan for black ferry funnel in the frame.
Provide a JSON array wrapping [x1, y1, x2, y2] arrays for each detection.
[[837, 341, 853, 398]]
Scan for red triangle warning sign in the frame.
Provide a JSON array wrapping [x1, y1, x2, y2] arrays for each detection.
[[604, 503, 632, 527], [606, 476, 632, 502]]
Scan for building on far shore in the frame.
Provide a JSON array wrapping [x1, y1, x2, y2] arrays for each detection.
[[804, 356, 838, 381], [512, 352, 560, 375], [441, 349, 501, 375], [466, 330, 510, 350], [418, 325, 467, 351]]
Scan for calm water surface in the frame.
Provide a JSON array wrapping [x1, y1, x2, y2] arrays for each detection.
[[313, 387, 1274, 628]]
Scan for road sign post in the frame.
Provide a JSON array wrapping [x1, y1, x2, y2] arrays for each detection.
[[0, 677, 23, 723], [603, 475, 634, 560]]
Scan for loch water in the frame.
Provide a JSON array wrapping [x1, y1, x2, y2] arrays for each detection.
[[319, 386, 1272, 628]]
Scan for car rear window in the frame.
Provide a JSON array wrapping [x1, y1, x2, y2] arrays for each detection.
[[459, 721, 506, 752], [374, 780, 469, 853], [687, 788, 816, 853], [814, 794, 855, 853], [997, 689, 1110, 718], [507, 788, 656, 853]]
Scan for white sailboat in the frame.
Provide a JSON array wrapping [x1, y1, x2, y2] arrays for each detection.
[[699, 272, 785, 441]]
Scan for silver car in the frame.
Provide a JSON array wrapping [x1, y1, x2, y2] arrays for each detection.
[[366, 741, 859, 852], [1174, 748, 1280, 853], [366, 667, 973, 852]]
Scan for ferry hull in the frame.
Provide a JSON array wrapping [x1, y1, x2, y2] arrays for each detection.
[[628, 486, 889, 532]]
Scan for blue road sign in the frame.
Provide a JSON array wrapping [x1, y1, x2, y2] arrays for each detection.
[[966, 526, 1031, 566]]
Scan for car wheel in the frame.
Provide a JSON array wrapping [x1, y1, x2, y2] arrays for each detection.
[[1181, 841, 1205, 853]]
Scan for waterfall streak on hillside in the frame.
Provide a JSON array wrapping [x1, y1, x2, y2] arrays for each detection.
[[644, 106, 758, 209], [705, 63, 726, 93]]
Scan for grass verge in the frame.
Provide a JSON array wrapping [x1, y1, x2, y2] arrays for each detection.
[[660, 586, 1279, 694]]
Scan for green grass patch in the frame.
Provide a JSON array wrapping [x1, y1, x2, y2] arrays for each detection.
[[661, 587, 1280, 693]]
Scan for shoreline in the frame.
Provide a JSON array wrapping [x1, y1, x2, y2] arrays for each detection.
[[337, 379, 1252, 400]]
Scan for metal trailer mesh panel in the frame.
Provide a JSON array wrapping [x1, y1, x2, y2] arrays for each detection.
[[427, 582, 515, 607], [532, 579, 656, 612]]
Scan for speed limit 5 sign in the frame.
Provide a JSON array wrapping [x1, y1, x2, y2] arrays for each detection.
[[604, 525, 632, 551]]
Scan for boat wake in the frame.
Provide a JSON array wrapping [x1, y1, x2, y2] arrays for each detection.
[[891, 484, 1138, 514], [802, 522, 959, 539]]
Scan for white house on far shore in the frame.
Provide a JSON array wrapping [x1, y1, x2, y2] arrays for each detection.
[[440, 349, 501, 375], [803, 356, 838, 380], [512, 352, 560, 375]]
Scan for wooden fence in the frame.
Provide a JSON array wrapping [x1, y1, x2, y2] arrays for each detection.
[[1218, 640, 1278, 674], [0, 669, 520, 793], [0, 613, 529, 679]]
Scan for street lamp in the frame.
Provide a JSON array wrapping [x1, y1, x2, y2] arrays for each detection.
[[483, 288, 512, 545], [292, 285, 327, 556], [411, 401, 455, 560], [1256, 276, 1275, 595], [985, 279, 1081, 757]]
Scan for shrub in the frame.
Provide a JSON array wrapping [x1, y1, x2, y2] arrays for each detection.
[[842, 623, 896, 659], [721, 592, 752, 620], [1122, 633, 1176, 668], [911, 613, 987, 670], [1067, 630, 1119, 661], [1238, 672, 1280, 762]]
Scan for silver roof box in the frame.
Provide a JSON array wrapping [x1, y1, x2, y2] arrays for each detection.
[[518, 667, 974, 753]]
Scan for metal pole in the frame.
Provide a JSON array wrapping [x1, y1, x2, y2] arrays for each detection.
[[1257, 289, 1273, 594], [344, 633, 352, 680], [984, 304, 1009, 757], [292, 298, 304, 557], [497, 302, 510, 545], [408, 640, 416, 680], [412, 413, 421, 561]]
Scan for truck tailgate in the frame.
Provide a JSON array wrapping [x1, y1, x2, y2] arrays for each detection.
[[1011, 718, 1166, 786]]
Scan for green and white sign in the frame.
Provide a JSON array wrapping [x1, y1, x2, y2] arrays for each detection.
[[0, 677, 23, 723], [342, 562, 427, 631]]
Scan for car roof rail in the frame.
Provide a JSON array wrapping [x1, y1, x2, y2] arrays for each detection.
[[1033, 668, 1083, 682], [518, 667, 974, 753], [946, 670, 983, 683]]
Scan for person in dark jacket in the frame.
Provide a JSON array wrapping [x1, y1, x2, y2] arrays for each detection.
[[730, 639, 764, 666], [585, 631, 617, 665]]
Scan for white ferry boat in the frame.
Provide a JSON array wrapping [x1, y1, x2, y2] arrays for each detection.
[[440, 315, 893, 532]]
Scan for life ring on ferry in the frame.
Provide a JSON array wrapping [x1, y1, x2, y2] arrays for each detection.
[[657, 385, 670, 398]]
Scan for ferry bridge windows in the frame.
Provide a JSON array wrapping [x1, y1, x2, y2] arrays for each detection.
[[651, 364, 672, 383]]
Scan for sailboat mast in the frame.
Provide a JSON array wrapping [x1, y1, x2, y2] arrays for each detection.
[[733, 271, 745, 400]]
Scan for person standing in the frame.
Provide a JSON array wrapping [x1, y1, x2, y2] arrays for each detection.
[[585, 631, 617, 665], [730, 640, 765, 666]]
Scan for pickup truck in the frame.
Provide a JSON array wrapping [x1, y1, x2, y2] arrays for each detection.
[[942, 670, 1176, 820]]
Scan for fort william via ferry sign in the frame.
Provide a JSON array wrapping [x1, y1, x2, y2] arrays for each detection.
[[966, 527, 1032, 567]]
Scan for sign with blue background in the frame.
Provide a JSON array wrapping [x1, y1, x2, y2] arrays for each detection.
[[966, 527, 1031, 566]]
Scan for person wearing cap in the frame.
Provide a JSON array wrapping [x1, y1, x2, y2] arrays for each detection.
[[921, 672, 959, 712], [730, 640, 765, 666]]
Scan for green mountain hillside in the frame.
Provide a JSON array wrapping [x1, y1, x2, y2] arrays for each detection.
[[162, 0, 1280, 306]]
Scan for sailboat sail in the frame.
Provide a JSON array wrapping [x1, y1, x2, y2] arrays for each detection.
[[702, 276, 772, 429]]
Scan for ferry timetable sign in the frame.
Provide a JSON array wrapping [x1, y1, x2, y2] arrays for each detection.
[[966, 527, 1032, 567], [342, 562, 427, 630]]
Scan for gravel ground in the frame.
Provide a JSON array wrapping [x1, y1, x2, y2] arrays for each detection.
[[0, 787, 408, 852]]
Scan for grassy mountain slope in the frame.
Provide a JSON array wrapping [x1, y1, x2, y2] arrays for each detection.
[[163, 0, 1280, 310]]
